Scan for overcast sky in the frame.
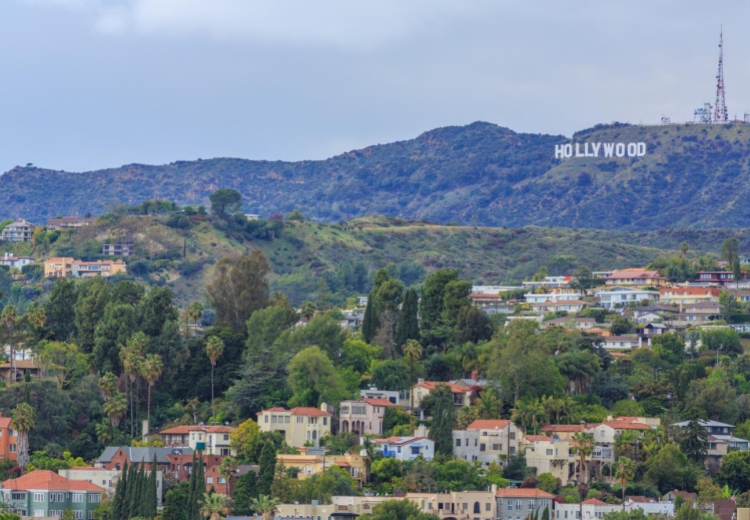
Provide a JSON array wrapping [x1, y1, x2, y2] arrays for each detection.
[[0, 0, 748, 173]]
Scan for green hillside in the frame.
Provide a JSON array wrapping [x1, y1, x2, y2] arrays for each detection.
[[2, 121, 750, 230], [2, 212, 744, 307]]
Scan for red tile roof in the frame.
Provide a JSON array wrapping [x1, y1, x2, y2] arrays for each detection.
[[290, 407, 332, 417], [413, 381, 467, 393], [583, 498, 609, 505], [2, 470, 105, 492], [373, 436, 430, 446], [542, 424, 586, 433], [159, 425, 192, 435], [159, 425, 235, 435], [467, 420, 511, 430], [603, 422, 650, 431], [0, 417, 11, 429], [496, 488, 555, 498], [361, 398, 396, 407], [524, 435, 551, 442], [607, 269, 665, 280]]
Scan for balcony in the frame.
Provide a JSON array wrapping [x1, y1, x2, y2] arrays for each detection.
[[382, 450, 396, 458]]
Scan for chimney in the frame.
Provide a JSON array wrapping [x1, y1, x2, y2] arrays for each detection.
[[417, 378, 425, 385], [142, 420, 149, 443], [491, 483, 498, 494]]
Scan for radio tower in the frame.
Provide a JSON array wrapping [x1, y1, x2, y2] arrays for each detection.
[[714, 27, 728, 123]]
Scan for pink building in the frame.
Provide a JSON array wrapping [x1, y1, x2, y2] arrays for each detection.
[[339, 398, 395, 436]]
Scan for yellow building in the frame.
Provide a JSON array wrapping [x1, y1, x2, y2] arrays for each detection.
[[44, 258, 127, 278], [605, 269, 670, 289], [276, 448, 366, 483], [257, 406, 332, 447]]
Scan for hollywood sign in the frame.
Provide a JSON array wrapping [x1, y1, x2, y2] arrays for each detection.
[[554, 142, 647, 159]]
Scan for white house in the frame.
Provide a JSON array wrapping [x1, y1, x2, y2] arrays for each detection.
[[597, 288, 660, 309], [602, 335, 642, 350], [525, 292, 583, 304], [554, 499, 621, 520], [0, 253, 34, 270], [529, 300, 587, 313], [374, 426, 434, 462]]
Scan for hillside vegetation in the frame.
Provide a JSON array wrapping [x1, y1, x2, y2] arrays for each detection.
[[3, 211, 746, 307], [2, 121, 750, 230]]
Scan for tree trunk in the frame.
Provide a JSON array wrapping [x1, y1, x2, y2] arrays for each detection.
[[211, 363, 215, 419], [147, 383, 152, 433], [17, 432, 29, 469]]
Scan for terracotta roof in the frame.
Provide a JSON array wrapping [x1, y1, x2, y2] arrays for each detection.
[[661, 287, 720, 296], [607, 269, 665, 280], [361, 398, 396, 407], [467, 420, 511, 430], [2, 470, 104, 492], [290, 407, 332, 417], [627, 496, 653, 503], [258, 407, 286, 413], [583, 499, 609, 505], [413, 381, 467, 393], [496, 488, 555, 498], [159, 425, 193, 435], [374, 436, 430, 447], [524, 435, 551, 442], [609, 416, 639, 423], [604, 422, 650, 430], [713, 499, 736, 520], [159, 425, 234, 435], [542, 424, 585, 433]]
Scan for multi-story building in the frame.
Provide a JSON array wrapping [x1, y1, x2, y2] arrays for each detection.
[[453, 419, 522, 466], [47, 217, 96, 231], [496, 488, 555, 520], [696, 271, 746, 285], [0, 414, 18, 462], [276, 447, 366, 483], [554, 499, 622, 520], [44, 258, 127, 278], [408, 490, 497, 520], [522, 434, 580, 485], [257, 406, 332, 447], [597, 288, 661, 309], [0, 470, 104, 519], [660, 287, 721, 306], [158, 425, 236, 456], [529, 300, 587, 314], [0, 253, 34, 270], [605, 269, 670, 289], [1, 220, 35, 243], [374, 431, 435, 462], [58, 467, 163, 504], [410, 380, 476, 412], [522, 276, 573, 291], [541, 317, 597, 331], [672, 419, 749, 472], [339, 398, 395, 436], [360, 386, 401, 406], [101, 243, 134, 257], [524, 291, 583, 304]]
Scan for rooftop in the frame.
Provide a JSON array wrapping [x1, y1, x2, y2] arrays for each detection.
[[2, 470, 105, 492]]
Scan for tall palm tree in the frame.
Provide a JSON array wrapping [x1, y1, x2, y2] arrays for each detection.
[[218, 456, 238, 498], [402, 339, 422, 410], [474, 388, 502, 419], [200, 492, 229, 520], [361, 435, 376, 483], [2, 306, 18, 383], [11, 403, 35, 469], [187, 302, 204, 334], [571, 431, 595, 520], [103, 391, 128, 429], [249, 495, 280, 520], [98, 372, 119, 401], [614, 431, 637, 459], [187, 397, 200, 425], [205, 336, 225, 419], [140, 354, 163, 432], [119, 346, 140, 437], [615, 456, 635, 511]]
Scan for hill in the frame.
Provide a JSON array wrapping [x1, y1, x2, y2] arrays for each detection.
[[2, 213, 745, 307], [2, 121, 750, 230]]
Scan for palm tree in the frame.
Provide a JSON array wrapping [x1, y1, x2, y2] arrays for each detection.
[[615, 456, 635, 511], [200, 492, 229, 520], [119, 346, 140, 437], [187, 397, 200, 425], [571, 431, 595, 520], [511, 398, 548, 434], [103, 391, 128, 429], [140, 354, 163, 432], [249, 495, 280, 520], [474, 388, 502, 419], [361, 435, 377, 483], [98, 372, 119, 401], [205, 336, 225, 419], [218, 456, 238, 498], [23, 304, 46, 350], [614, 431, 637, 459], [2, 305, 18, 383], [187, 302, 204, 334], [11, 403, 35, 469], [402, 339, 422, 410]]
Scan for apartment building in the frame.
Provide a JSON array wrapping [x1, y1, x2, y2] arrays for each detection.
[[555, 499, 622, 520], [660, 287, 721, 306], [1, 220, 34, 243], [257, 406, 332, 447], [101, 243, 134, 257], [522, 434, 580, 485], [1, 470, 104, 519], [453, 419, 522, 466], [496, 488, 555, 520], [44, 258, 127, 278], [0, 414, 18, 462], [605, 269, 670, 289], [158, 425, 236, 456], [47, 217, 96, 230], [339, 398, 395, 436], [597, 288, 661, 309]]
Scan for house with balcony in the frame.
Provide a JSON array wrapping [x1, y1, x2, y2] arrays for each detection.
[[47, 217, 96, 230], [1, 470, 104, 519], [597, 288, 661, 309], [605, 269, 670, 289], [470, 292, 508, 314], [660, 287, 721, 307], [672, 419, 749, 472], [339, 398, 395, 436], [522, 276, 573, 291], [360, 386, 401, 406], [1, 220, 35, 243], [696, 271, 747, 286], [602, 335, 641, 350], [521, 434, 581, 485], [102, 243, 134, 257], [408, 490, 497, 520], [541, 317, 597, 330], [158, 424, 236, 456], [374, 430, 435, 462], [524, 291, 584, 304], [44, 258, 127, 278], [453, 419, 521, 466], [257, 405, 332, 447], [496, 488, 555, 520]]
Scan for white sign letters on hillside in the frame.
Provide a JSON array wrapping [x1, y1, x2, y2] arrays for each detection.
[[554, 142, 647, 159]]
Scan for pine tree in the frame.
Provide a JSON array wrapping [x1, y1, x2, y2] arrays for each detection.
[[395, 288, 420, 346], [112, 461, 128, 520], [231, 471, 259, 516], [361, 291, 378, 344], [258, 441, 277, 496]]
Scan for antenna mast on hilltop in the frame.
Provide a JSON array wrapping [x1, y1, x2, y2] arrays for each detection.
[[714, 27, 728, 123]]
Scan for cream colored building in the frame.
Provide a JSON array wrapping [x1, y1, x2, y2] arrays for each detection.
[[410, 380, 475, 411], [257, 405, 332, 447], [522, 434, 581, 486], [44, 258, 127, 278], [453, 420, 522, 466], [339, 398, 395, 436], [1, 220, 34, 242], [158, 425, 236, 456], [276, 449, 366, 484]]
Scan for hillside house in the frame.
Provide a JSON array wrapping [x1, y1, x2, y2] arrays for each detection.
[[529, 300, 587, 314], [541, 317, 597, 330], [522, 276, 572, 290], [672, 419, 749, 472], [0, 253, 34, 270], [0, 414, 17, 462], [555, 499, 622, 520], [525, 292, 584, 304], [495, 488, 555, 520], [696, 271, 747, 285], [602, 335, 641, 350], [47, 217, 95, 230], [44, 258, 127, 278], [605, 268, 670, 289], [596, 288, 660, 309], [277, 448, 366, 482], [339, 398, 395, 436], [453, 419, 521, 466], [410, 379, 477, 412], [1, 471, 104, 519], [1, 220, 35, 243], [522, 434, 582, 486], [101, 243, 134, 257], [257, 406, 332, 447], [360, 386, 401, 405], [158, 424, 236, 456], [374, 434, 434, 462], [660, 287, 721, 306]]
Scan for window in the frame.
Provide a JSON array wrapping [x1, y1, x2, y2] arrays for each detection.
[[50, 493, 65, 503], [206, 477, 213, 484], [509, 446, 516, 454], [75, 511, 83, 520], [11, 493, 25, 500], [456, 439, 462, 447], [529, 500, 535, 510], [72, 494, 83, 503], [507, 500, 513, 511], [271, 415, 277, 423], [218, 477, 226, 484], [516, 500, 522, 510], [89, 494, 101, 503], [324, 418, 328, 426], [297, 417, 304, 423], [600, 431, 605, 437], [474, 502, 481, 513], [34, 511, 45, 517], [565, 511, 568, 519], [546, 449, 553, 456], [285, 416, 290, 423], [223, 435, 229, 441], [492, 444, 500, 451], [264, 415, 268, 423], [480, 444, 486, 452], [486, 503, 491, 511], [88, 512, 95, 520], [9, 444, 16, 452], [509, 432, 516, 440]]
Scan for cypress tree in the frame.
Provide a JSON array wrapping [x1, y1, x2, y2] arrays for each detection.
[[163, 482, 189, 520], [187, 452, 205, 520], [112, 461, 128, 520], [542, 506, 550, 520], [258, 441, 276, 496], [428, 383, 457, 456], [231, 471, 259, 516], [145, 455, 158, 519], [123, 462, 137, 520], [395, 288, 420, 347], [186, 452, 198, 520], [361, 291, 378, 344]]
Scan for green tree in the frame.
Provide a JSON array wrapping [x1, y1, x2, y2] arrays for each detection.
[[39, 341, 87, 390], [45, 278, 78, 342], [571, 265, 595, 291], [287, 346, 354, 408], [361, 293, 378, 344], [454, 305, 494, 344], [218, 456, 238, 498], [440, 279, 472, 329], [427, 384, 456, 457], [402, 339, 423, 410], [719, 291, 739, 322], [419, 268, 459, 346], [644, 445, 700, 494], [718, 450, 750, 491], [395, 288, 420, 346], [257, 442, 276, 497], [615, 457, 635, 510], [286, 209, 305, 221], [199, 493, 228, 520], [204, 336, 225, 419], [474, 387, 502, 419], [209, 188, 242, 217], [230, 419, 263, 463], [359, 499, 440, 520], [93, 303, 138, 374], [609, 316, 633, 335], [187, 302, 205, 331], [140, 354, 163, 428], [537, 473, 558, 494], [11, 403, 35, 469], [75, 277, 111, 353], [2, 305, 18, 382], [652, 333, 685, 366], [248, 495, 280, 520], [721, 238, 739, 264], [206, 252, 271, 333], [162, 481, 189, 520], [512, 398, 547, 434], [231, 471, 258, 516]]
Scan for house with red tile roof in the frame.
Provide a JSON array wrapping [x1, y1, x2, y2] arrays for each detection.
[[496, 488, 555, 520], [1, 470, 104, 518], [453, 419, 522, 467], [605, 269, 670, 289], [410, 379, 477, 412], [257, 405, 332, 447], [373, 433, 435, 462], [339, 398, 395, 436], [158, 424, 236, 456]]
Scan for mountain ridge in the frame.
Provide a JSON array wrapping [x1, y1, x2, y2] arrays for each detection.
[[2, 121, 750, 230]]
